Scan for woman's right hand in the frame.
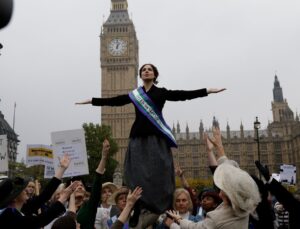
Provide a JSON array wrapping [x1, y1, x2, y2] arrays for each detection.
[[75, 99, 92, 105]]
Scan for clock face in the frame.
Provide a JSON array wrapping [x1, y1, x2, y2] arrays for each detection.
[[108, 38, 127, 56]]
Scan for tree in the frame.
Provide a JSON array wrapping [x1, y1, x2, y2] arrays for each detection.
[[83, 123, 119, 185]]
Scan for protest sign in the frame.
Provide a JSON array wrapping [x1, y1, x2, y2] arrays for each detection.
[[26, 145, 53, 167], [51, 129, 89, 178], [280, 164, 296, 185]]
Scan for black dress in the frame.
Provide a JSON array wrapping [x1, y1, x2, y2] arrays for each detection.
[[92, 85, 207, 213]]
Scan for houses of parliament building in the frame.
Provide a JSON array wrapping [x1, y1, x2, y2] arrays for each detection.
[[99, 0, 300, 185]]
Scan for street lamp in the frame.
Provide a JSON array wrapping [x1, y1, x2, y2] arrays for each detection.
[[254, 116, 261, 179]]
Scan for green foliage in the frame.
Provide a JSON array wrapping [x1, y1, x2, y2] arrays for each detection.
[[83, 123, 119, 185]]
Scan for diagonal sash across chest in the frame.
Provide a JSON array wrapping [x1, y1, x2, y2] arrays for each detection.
[[129, 87, 177, 148]]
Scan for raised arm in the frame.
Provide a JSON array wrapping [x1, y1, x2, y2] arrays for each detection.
[[77, 139, 110, 228], [75, 94, 131, 106]]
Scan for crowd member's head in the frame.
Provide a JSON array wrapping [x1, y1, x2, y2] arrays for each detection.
[[67, 177, 86, 200], [173, 188, 193, 214], [101, 182, 117, 205], [109, 186, 129, 212], [200, 190, 222, 213], [214, 163, 261, 216], [51, 215, 79, 229], [0, 177, 29, 209], [49, 183, 66, 204], [25, 180, 36, 198]]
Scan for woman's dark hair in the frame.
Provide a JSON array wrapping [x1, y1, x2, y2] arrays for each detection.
[[139, 63, 159, 84]]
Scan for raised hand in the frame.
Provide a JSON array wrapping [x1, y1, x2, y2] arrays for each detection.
[[75, 99, 92, 105], [58, 181, 81, 203], [58, 153, 71, 170], [102, 139, 110, 159], [165, 210, 181, 223], [175, 164, 184, 177], [207, 88, 226, 94], [204, 132, 214, 152], [126, 186, 143, 208]]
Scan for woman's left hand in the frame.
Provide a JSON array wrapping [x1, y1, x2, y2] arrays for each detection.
[[207, 88, 226, 94]]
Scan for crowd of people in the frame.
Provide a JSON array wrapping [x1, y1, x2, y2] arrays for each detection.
[[1, 128, 300, 229], [1, 63, 300, 229]]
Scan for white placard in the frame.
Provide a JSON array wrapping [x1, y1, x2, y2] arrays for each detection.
[[44, 164, 55, 179], [280, 164, 296, 185], [0, 135, 8, 172], [26, 144, 53, 166], [51, 129, 89, 178]]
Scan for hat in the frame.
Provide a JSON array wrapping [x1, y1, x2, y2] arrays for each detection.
[[52, 215, 77, 229], [0, 177, 29, 209], [214, 163, 261, 215], [108, 186, 129, 205], [102, 182, 117, 193]]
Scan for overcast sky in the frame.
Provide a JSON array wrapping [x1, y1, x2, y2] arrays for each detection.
[[1, 0, 300, 161]]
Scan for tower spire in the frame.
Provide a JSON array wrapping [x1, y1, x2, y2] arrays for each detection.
[[273, 75, 284, 102]]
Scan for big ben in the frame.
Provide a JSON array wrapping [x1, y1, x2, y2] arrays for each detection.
[[100, 0, 138, 163]]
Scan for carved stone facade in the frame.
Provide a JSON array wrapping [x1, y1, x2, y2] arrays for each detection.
[[172, 76, 300, 187], [100, 0, 138, 163]]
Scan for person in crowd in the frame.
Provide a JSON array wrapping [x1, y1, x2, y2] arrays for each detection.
[[95, 182, 118, 229], [166, 127, 261, 228], [205, 127, 275, 229], [175, 165, 198, 216], [255, 160, 300, 229], [76, 63, 226, 227], [110, 187, 143, 229], [274, 201, 289, 229], [76, 139, 112, 229], [0, 176, 80, 228], [21, 154, 72, 216], [167, 163, 261, 229], [199, 189, 222, 218], [107, 186, 130, 228], [162, 188, 201, 229]]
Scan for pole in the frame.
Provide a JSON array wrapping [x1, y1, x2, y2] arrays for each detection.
[[13, 102, 16, 131], [256, 128, 261, 179]]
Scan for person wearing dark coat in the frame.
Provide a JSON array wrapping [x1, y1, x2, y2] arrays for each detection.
[[76, 63, 226, 227], [255, 160, 300, 229], [0, 176, 80, 228]]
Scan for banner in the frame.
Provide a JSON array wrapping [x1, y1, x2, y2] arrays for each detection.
[[26, 145, 53, 167], [280, 164, 296, 185], [0, 135, 8, 172], [51, 129, 89, 178]]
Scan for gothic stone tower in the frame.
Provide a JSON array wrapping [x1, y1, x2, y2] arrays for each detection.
[[100, 0, 138, 163]]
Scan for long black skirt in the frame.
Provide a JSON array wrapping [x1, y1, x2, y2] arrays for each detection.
[[124, 135, 175, 214]]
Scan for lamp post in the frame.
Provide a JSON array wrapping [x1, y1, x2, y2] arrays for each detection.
[[254, 116, 261, 179]]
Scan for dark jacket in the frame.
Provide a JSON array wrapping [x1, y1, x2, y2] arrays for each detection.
[[0, 201, 65, 228], [267, 179, 300, 229]]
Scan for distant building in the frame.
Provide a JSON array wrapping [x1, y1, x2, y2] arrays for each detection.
[[0, 110, 18, 162], [172, 76, 300, 187]]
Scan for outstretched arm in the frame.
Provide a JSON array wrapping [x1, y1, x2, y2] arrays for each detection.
[[175, 165, 189, 188], [75, 94, 131, 106]]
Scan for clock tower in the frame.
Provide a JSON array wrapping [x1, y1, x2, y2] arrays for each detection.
[[100, 0, 138, 163]]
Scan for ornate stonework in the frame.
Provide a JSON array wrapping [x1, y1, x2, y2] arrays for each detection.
[[100, 0, 138, 163]]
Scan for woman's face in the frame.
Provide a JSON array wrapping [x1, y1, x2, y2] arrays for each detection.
[[25, 181, 35, 198], [101, 187, 113, 203], [141, 64, 155, 82], [116, 193, 127, 211], [175, 192, 190, 214], [201, 196, 218, 212]]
